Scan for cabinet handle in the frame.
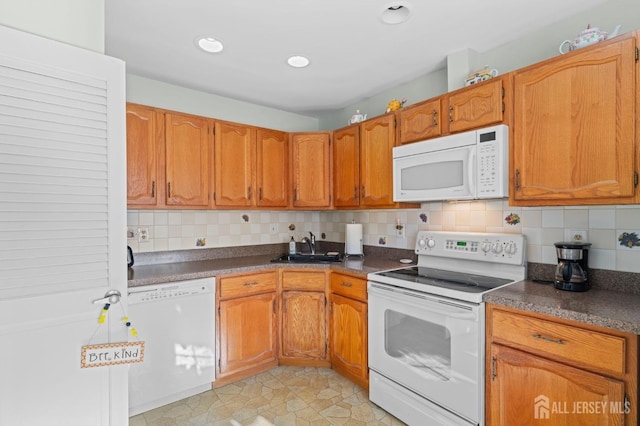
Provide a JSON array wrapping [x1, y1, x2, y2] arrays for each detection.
[[259, 187, 263, 200], [353, 186, 358, 200], [294, 188, 298, 201], [247, 186, 252, 200], [167, 182, 172, 198], [243, 281, 258, 287], [532, 334, 565, 345], [340, 282, 352, 288], [448, 105, 453, 122], [432, 109, 438, 126], [273, 299, 276, 313], [361, 185, 365, 198], [491, 356, 497, 381], [515, 169, 520, 191], [151, 181, 155, 198]]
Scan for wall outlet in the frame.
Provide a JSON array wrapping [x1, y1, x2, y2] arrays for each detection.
[[396, 223, 405, 239], [269, 223, 279, 234], [127, 228, 136, 239], [565, 229, 588, 242], [138, 227, 149, 242]]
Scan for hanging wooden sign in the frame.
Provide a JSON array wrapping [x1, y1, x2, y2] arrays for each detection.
[[81, 341, 145, 368]]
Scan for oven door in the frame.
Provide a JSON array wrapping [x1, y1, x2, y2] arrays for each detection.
[[368, 282, 483, 424]]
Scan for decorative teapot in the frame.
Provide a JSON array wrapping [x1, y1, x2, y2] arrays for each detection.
[[349, 110, 367, 125], [559, 24, 622, 54]]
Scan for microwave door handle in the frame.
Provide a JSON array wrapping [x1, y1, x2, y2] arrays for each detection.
[[468, 149, 476, 195]]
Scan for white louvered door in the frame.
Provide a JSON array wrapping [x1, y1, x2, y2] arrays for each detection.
[[0, 26, 127, 425]]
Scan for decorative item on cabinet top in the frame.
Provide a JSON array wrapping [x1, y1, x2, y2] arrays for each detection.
[[559, 24, 622, 54], [385, 98, 406, 113], [348, 110, 367, 125], [465, 66, 498, 86]]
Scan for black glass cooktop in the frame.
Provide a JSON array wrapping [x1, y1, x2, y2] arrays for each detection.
[[377, 266, 513, 294]]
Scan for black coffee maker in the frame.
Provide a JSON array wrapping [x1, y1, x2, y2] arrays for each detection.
[[554, 242, 591, 292]]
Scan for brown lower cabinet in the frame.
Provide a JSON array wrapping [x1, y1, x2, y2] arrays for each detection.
[[215, 271, 278, 387], [215, 268, 370, 388], [279, 269, 330, 366], [329, 272, 368, 389], [486, 304, 638, 425]]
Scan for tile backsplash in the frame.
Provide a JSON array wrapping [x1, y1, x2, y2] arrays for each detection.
[[127, 200, 640, 273]]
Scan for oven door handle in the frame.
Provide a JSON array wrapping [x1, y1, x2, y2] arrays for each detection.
[[368, 282, 477, 317]]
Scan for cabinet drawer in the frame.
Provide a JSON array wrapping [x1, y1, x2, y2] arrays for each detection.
[[219, 271, 277, 299], [281, 270, 326, 291], [330, 273, 367, 302], [491, 308, 625, 375]]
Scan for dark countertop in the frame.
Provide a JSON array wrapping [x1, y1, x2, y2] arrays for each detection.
[[484, 280, 640, 334], [128, 246, 640, 335], [127, 254, 409, 287]]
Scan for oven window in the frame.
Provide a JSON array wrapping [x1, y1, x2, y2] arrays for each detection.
[[384, 309, 451, 380]]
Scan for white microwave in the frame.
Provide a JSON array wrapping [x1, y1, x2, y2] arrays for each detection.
[[393, 124, 509, 202]]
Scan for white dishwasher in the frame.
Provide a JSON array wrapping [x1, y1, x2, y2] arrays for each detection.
[[128, 277, 216, 416]]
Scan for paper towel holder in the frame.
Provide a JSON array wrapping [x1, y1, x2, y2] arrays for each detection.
[[345, 221, 364, 257]]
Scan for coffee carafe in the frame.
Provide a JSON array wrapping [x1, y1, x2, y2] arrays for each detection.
[[554, 242, 591, 292]]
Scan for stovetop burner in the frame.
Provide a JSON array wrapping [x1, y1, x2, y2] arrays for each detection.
[[377, 266, 514, 294]]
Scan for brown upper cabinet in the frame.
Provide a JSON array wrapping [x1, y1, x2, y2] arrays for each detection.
[[397, 98, 443, 145], [511, 33, 639, 206], [397, 76, 509, 145], [126, 103, 212, 209], [213, 122, 288, 208], [334, 114, 418, 209], [445, 77, 507, 134], [332, 125, 360, 207], [213, 121, 254, 207], [256, 129, 289, 207], [290, 132, 332, 209], [165, 112, 211, 207], [358, 114, 396, 207], [126, 103, 162, 207]]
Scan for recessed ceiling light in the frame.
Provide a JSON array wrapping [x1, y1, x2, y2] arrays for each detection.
[[380, 2, 411, 24], [287, 55, 310, 68], [196, 37, 224, 53]]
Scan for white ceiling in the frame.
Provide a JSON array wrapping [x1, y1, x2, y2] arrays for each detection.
[[105, 0, 607, 118]]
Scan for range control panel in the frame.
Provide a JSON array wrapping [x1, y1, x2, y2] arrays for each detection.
[[416, 231, 525, 265]]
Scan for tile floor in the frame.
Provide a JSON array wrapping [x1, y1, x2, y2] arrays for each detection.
[[129, 366, 405, 425]]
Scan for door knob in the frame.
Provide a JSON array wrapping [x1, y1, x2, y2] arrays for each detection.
[[92, 289, 122, 305]]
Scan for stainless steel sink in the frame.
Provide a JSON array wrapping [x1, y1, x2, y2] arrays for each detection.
[[271, 252, 343, 263]]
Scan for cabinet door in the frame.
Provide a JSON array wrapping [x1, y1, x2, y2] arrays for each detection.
[[126, 104, 162, 206], [329, 293, 368, 388], [165, 113, 210, 207], [360, 115, 395, 207], [512, 37, 636, 205], [218, 292, 277, 376], [332, 126, 360, 207], [281, 291, 327, 360], [398, 98, 442, 144], [256, 129, 288, 207], [291, 133, 331, 208], [214, 122, 254, 207], [487, 344, 625, 426], [446, 78, 504, 134]]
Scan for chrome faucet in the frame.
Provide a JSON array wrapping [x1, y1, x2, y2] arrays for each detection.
[[301, 231, 316, 254]]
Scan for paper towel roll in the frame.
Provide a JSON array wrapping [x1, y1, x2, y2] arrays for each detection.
[[345, 223, 363, 256]]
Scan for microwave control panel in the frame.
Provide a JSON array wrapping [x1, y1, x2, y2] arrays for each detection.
[[476, 125, 508, 197]]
